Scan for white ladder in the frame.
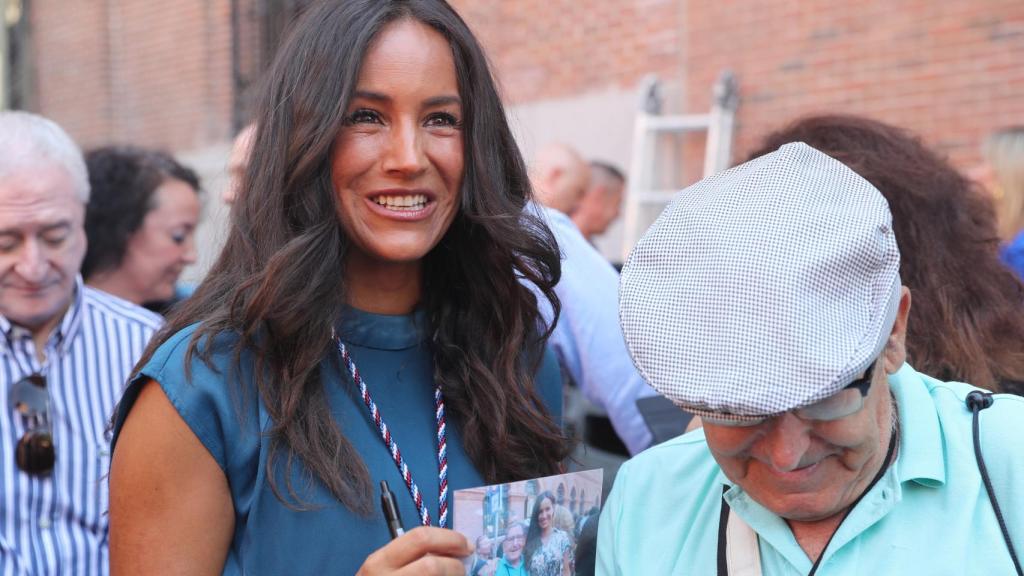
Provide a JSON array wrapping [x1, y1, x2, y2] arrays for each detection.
[[620, 71, 739, 261]]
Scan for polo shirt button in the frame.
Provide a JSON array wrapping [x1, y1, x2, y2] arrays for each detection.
[[39, 517, 52, 529]]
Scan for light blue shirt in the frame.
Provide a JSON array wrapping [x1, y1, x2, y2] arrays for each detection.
[[535, 205, 657, 454], [597, 363, 1024, 575]]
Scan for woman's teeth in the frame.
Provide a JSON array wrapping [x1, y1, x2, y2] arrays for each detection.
[[373, 194, 428, 211]]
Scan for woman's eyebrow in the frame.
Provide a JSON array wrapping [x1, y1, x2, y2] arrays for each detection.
[[352, 90, 461, 108], [423, 95, 461, 108]]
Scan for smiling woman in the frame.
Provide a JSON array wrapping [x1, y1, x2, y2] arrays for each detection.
[[82, 146, 201, 313], [107, 2, 570, 575], [525, 491, 574, 576]]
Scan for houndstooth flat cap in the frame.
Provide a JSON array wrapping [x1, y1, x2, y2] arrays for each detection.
[[619, 142, 901, 420]]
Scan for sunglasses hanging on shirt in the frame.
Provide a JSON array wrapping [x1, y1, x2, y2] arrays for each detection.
[[9, 374, 55, 475]]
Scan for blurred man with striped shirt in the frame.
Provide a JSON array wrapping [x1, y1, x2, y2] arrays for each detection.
[[0, 111, 162, 575]]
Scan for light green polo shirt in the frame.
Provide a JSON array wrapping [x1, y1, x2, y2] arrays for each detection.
[[597, 364, 1024, 575]]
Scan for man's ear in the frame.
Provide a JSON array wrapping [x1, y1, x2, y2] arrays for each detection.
[[883, 286, 912, 374]]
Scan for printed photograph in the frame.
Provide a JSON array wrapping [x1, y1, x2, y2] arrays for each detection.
[[454, 468, 604, 576]]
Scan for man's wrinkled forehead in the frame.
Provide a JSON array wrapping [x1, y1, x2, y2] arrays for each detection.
[[0, 163, 85, 225]]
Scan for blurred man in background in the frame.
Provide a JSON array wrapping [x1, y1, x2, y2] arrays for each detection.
[[223, 123, 256, 205], [531, 143, 589, 216], [572, 161, 625, 242], [530, 143, 657, 458]]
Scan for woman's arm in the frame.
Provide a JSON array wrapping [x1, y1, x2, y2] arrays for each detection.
[[110, 380, 471, 576], [109, 379, 235, 576]]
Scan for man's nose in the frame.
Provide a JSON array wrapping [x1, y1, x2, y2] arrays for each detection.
[[14, 240, 49, 283], [760, 412, 813, 473]]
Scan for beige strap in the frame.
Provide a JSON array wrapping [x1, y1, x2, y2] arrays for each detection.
[[726, 508, 763, 576]]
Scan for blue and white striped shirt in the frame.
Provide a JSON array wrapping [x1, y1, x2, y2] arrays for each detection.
[[0, 277, 162, 576]]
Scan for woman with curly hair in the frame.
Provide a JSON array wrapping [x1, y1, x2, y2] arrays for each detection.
[[83, 145, 200, 313], [747, 114, 1024, 394], [108, 1, 571, 574]]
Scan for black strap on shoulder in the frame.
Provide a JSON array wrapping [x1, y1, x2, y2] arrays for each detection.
[[718, 485, 731, 576]]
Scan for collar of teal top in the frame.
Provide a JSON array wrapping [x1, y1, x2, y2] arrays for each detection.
[[890, 362, 946, 487], [335, 306, 429, 351]]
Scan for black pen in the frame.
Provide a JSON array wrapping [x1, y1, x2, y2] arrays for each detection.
[[379, 480, 405, 539]]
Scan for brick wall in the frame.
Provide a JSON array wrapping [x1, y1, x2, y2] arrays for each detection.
[[451, 0, 685, 105], [29, 0, 234, 151], [24, 0, 1022, 170], [454, 0, 1022, 170], [685, 0, 1024, 167]]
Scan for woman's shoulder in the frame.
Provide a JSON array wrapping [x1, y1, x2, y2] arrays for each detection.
[[145, 322, 243, 375], [120, 322, 261, 473]]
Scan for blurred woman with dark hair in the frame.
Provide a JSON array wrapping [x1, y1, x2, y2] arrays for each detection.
[[525, 491, 573, 576], [108, 1, 571, 574], [83, 145, 200, 313], [747, 114, 1024, 394]]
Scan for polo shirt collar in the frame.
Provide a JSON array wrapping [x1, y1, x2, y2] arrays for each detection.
[[890, 362, 946, 487]]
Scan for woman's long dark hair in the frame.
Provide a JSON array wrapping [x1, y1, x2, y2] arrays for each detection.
[[524, 490, 557, 568], [747, 114, 1024, 392], [134, 0, 570, 514]]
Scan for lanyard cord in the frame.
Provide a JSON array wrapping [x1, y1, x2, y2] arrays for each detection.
[[337, 340, 449, 528], [967, 391, 1022, 576]]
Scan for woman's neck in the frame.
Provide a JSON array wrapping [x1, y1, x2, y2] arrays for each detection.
[[86, 271, 145, 305], [344, 253, 422, 315]]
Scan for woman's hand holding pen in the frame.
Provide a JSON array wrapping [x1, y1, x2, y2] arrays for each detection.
[[356, 527, 472, 576]]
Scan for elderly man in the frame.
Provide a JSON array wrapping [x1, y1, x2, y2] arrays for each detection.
[[598, 143, 1024, 574], [571, 161, 625, 241], [531, 143, 658, 455], [0, 111, 162, 574]]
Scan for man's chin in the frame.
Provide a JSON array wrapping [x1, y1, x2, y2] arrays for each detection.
[[766, 496, 850, 523], [2, 299, 69, 332]]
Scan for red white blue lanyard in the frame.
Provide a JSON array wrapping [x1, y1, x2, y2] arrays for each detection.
[[337, 340, 449, 528]]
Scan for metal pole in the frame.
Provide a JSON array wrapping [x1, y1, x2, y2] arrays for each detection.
[[0, 0, 9, 110]]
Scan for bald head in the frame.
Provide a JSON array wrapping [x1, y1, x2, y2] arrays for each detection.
[[0, 111, 89, 203], [572, 161, 625, 239], [531, 143, 590, 215], [224, 123, 256, 204]]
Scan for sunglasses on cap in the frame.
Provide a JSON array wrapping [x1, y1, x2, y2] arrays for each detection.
[[702, 360, 878, 428], [9, 374, 55, 475]]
